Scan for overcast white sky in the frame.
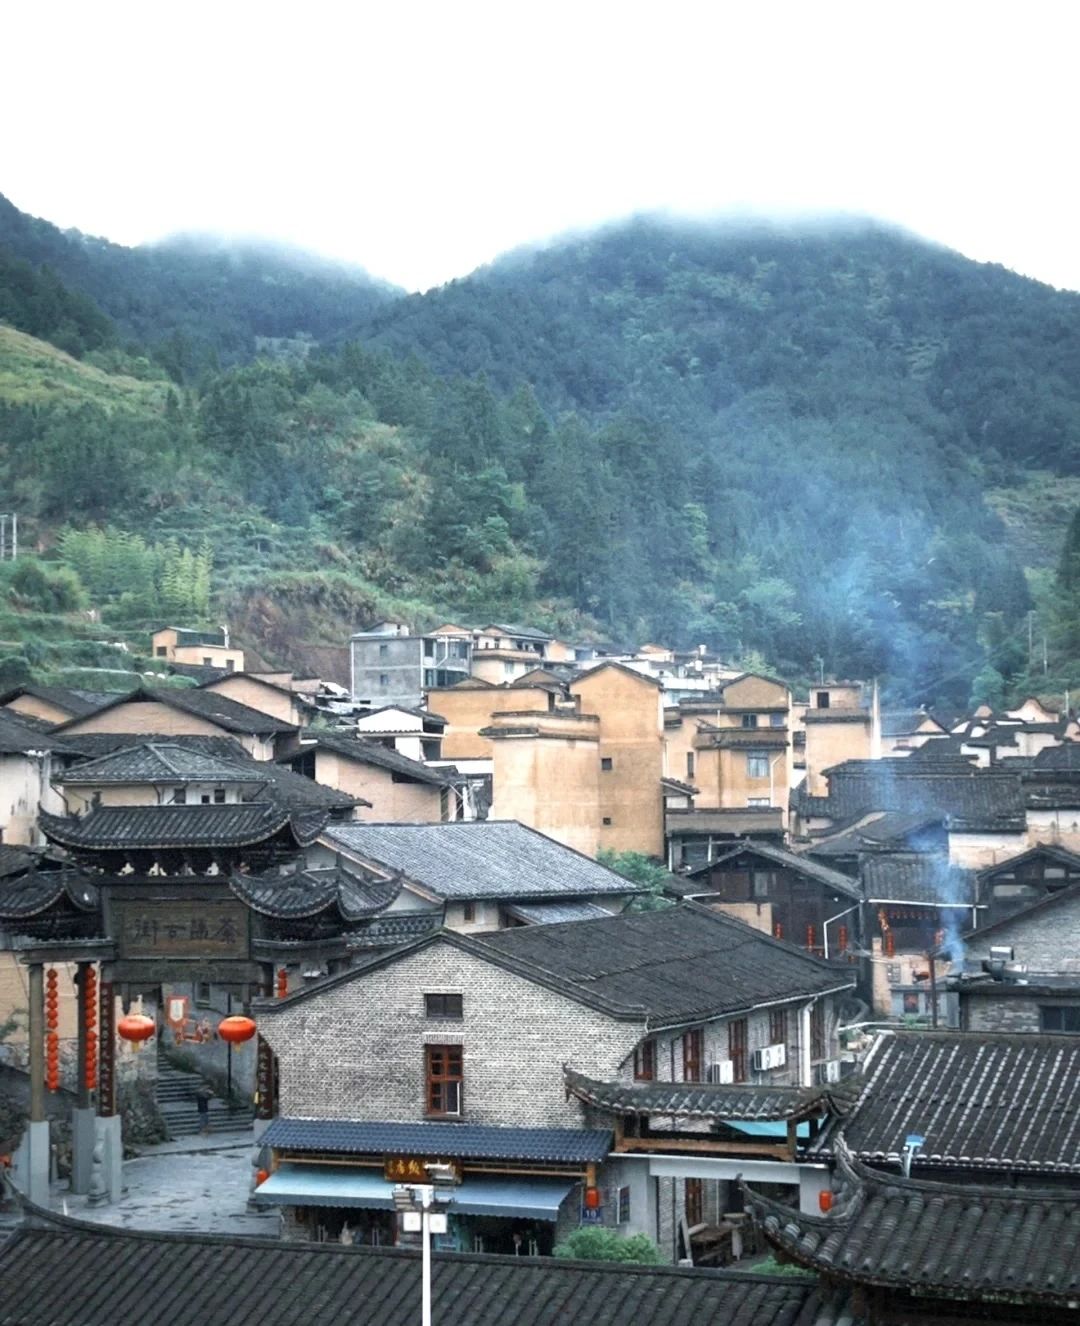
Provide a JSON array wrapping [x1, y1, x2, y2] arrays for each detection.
[[3, 1, 1078, 292]]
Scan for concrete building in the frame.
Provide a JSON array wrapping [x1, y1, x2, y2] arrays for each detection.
[[151, 627, 244, 673], [350, 622, 471, 708]]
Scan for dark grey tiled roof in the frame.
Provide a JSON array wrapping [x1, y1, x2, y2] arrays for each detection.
[[39, 803, 329, 850], [0, 844, 39, 878], [57, 742, 265, 785], [298, 730, 453, 786], [1031, 743, 1080, 771], [808, 761, 1025, 830], [57, 733, 253, 761], [249, 761, 362, 812], [676, 839, 861, 900], [748, 1145, 1080, 1305], [504, 900, 617, 924], [880, 710, 945, 737], [0, 708, 77, 755], [323, 820, 639, 902], [231, 866, 401, 921], [262, 1117, 612, 1163], [0, 870, 99, 920], [807, 811, 945, 860], [564, 1069, 859, 1122], [0, 684, 104, 717], [346, 913, 443, 948], [0, 1214, 830, 1326], [860, 853, 977, 905], [476, 903, 854, 1024], [826, 1030, 1080, 1173], [52, 685, 296, 737]]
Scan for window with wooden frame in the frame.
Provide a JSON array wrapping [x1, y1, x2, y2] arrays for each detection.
[[424, 993, 463, 1019], [424, 1044, 463, 1116], [682, 1028, 703, 1082], [633, 1039, 656, 1081], [768, 1007, 787, 1046], [685, 1177, 704, 1226], [728, 1018, 748, 1082]]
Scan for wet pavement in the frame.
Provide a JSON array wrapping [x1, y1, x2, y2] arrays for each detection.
[[48, 1129, 279, 1236]]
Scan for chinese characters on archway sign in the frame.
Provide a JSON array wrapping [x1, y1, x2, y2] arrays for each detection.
[[115, 898, 249, 958]]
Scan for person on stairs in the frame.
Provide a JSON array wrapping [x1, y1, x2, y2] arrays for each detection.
[[195, 1084, 213, 1136]]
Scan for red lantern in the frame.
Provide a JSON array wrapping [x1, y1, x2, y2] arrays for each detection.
[[117, 1014, 156, 1044], [276, 968, 288, 999], [583, 1186, 601, 1210], [819, 1189, 833, 1213], [256, 1168, 269, 1186], [217, 1015, 257, 1044]]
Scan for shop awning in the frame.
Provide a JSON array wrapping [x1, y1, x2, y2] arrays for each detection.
[[254, 1165, 575, 1221]]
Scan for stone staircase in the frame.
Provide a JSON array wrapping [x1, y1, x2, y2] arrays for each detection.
[[156, 1058, 253, 1138]]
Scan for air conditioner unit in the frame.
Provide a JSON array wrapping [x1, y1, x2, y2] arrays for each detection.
[[706, 1060, 734, 1084], [752, 1043, 786, 1072]]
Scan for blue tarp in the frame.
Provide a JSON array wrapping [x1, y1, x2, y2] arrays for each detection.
[[725, 1119, 811, 1139], [255, 1164, 574, 1221]]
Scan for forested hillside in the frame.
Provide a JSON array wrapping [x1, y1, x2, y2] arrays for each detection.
[[0, 193, 397, 369], [2, 201, 1080, 706]]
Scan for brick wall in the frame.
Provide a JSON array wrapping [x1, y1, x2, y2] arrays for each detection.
[[962, 991, 1080, 1033], [966, 889, 1080, 973], [259, 939, 645, 1126]]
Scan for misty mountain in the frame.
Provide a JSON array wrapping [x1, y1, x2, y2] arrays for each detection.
[[2, 199, 1079, 704], [354, 215, 1080, 473], [0, 192, 399, 368]]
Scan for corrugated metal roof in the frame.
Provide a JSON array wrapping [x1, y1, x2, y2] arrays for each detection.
[[261, 1117, 612, 1163], [254, 1165, 574, 1220]]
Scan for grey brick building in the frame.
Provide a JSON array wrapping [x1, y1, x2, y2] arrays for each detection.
[[253, 904, 855, 1262]]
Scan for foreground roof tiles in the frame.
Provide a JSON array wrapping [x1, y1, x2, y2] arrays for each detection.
[[262, 1117, 612, 1164], [0, 1214, 830, 1326], [748, 1145, 1080, 1305], [824, 1029, 1080, 1173]]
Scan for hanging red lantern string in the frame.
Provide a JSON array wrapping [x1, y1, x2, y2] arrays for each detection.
[[276, 968, 288, 999], [83, 966, 98, 1091], [45, 968, 60, 1092]]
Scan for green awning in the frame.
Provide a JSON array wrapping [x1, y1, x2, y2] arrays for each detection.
[[255, 1164, 574, 1221]]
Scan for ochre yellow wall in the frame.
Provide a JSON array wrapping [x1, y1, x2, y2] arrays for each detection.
[[5, 694, 75, 725], [61, 701, 224, 738], [570, 667, 663, 857], [804, 719, 871, 795], [429, 686, 550, 760], [721, 675, 789, 709], [490, 731, 601, 857], [314, 749, 443, 821], [203, 676, 301, 725]]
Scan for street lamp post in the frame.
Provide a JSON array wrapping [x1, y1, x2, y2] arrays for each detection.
[[393, 1163, 458, 1326]]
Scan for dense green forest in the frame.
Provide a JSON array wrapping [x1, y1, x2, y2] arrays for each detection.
[[2, 197, 1080, 706]]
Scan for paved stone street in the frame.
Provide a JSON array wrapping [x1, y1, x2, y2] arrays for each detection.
[[48, 1130, 278, 1236]]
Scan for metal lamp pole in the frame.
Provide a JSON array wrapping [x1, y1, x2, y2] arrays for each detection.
[[393, 1163, 457, 1326]]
